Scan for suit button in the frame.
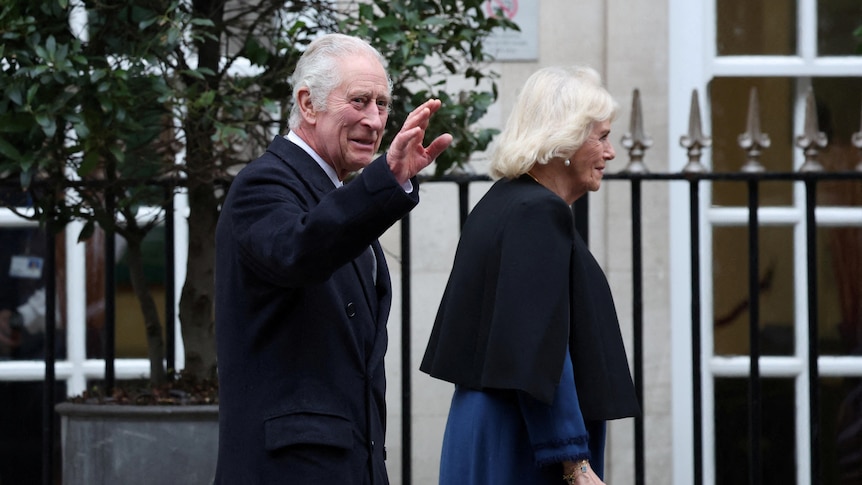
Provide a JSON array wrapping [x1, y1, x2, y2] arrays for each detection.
[[346, 302, 356, 317]]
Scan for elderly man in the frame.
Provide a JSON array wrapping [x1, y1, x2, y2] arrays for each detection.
[[214, 33, 451, 484]]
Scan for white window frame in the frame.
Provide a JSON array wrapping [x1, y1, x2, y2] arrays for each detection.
[[0, 195, 189, 397], [670, 1, 862, 484]]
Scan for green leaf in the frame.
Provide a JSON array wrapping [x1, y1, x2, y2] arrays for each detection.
[[26, 83, 39, 104], [78, 220, 95, 243], [8, 87, 23, 106], [190, 18, 215, 27], [45, 35, 56, 60], [109, 144, 125, 164], [139, 17, 158, 30], [79, 151, 100, 176], [35, 112, 56, 137], [0, 137, 23, 161]]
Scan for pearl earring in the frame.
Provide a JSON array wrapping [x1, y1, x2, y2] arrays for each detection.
[[564, 159, 571, 167]]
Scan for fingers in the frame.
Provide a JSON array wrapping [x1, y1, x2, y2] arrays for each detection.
[[426, 133, 453, 161], [400, 99, 442, 132], [390, 126, 423, 155]]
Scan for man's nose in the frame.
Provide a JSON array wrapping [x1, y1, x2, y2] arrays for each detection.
[[362, 105, 386, 130]]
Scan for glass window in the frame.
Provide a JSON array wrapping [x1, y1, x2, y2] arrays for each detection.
[[818, 226, 862, 357], [716, 0, 797, 56], [817, 0, 862, 56], [714, 377, 797, 484], [710, 77, 795, 206], [713, 226, 796, 356]]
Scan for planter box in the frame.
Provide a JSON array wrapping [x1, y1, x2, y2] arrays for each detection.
[[56, 402, 218, 485]]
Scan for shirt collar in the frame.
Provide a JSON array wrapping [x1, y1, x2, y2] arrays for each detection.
[[286, 131, 342, 188]]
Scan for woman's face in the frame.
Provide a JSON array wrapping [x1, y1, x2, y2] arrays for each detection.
[[568, 119, 615, 197]]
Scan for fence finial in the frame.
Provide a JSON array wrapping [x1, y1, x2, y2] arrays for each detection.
[[620, 88, 653, 173], [853, 98, 862, 172], [738, 87, 770, 173], [680, 89, 711, 173], [796, 88, 827, 172]]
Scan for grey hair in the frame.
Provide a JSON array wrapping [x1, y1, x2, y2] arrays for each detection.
[[288, 33, 391, 130], [488, 66, 618, 180]]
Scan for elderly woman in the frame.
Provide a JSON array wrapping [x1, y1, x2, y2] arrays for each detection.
[[420, 66, 640, 485]]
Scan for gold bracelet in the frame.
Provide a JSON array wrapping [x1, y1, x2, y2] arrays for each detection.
[[562, 459, 589, 484]]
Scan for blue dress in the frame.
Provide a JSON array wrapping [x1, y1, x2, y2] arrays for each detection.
[[438, 348, 606, 485]]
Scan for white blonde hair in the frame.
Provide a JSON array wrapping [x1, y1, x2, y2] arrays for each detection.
[[489, 66, 618, 180]]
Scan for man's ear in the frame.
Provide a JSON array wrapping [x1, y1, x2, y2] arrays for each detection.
[[296, 87, 317, 125]]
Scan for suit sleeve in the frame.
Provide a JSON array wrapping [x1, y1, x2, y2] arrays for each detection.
[[228, 155, 417, 288], [518, 347, 591, 466]]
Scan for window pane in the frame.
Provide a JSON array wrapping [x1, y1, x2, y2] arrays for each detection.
[[713, 226, 796, 356], [714, 377, 797, 484], [818, 226, 862, 357], [811, 78, 862, 211], [818, 0, 862, 56], [710, 77, 795, 206], [822, 377, 862, 483], [0, 225, 66, 361], [717, 0, 797, 55], [114, 226, 168, 359]]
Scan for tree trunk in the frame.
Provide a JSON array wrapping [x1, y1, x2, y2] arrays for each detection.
[[177, 0, 223, 381], [178, 183, 218, 380], [124, 236, 167, 385]]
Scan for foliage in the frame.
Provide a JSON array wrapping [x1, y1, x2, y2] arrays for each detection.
[[0, 0, 516, 387]]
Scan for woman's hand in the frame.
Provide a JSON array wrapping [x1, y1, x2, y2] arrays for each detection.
[[562, 460, 606, 485]]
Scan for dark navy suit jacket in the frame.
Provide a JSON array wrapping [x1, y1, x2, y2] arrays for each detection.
[[214, 135, 418, 484]]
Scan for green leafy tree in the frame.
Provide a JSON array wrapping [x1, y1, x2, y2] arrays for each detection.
[[0, 0, 515, 387]]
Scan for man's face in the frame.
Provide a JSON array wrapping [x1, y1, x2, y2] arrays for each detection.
[[311, 54, 391, 180]]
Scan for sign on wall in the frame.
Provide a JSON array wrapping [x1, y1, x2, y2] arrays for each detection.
[[483, 0, 538, 62]]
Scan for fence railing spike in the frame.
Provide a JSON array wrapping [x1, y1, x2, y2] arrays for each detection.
[[796, 88, 828, 173], [738, 87, 770, 173], [620, 88, 653, 174], [680, 89, 711, 173]]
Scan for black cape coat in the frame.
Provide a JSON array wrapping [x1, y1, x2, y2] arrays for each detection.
[[420, 176, 640, 421], [215, 136, 418, 484]]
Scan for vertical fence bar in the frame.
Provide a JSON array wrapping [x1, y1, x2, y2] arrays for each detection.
[[165, 185, 176, 376], [401, 212, 412, 485], [631, 179, 645, 485], [458, 180, 470, 229], [104, 194, 116, 393], [688, 179, 703, 485], [746, 180, 762, 485], [42, 226, 56, 485], [805, 179, 820, 484]]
